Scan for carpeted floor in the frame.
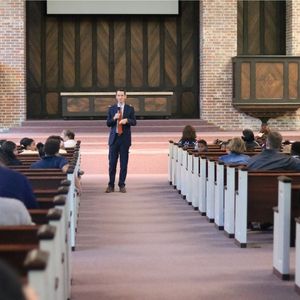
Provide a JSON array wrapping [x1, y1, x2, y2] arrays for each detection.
[[71, 174, 299, 300]]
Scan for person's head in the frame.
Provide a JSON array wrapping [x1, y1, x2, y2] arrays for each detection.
[[20, 138, 36, 151], [291, 142, 300, 156], [181, 125, 196, 141], [197, 139, 208, 152], [65, 130, 75, 140], [0, 139, 7, 148], [227, 137, 246, 154], [36, 142, 45, 158], [44, 138, 60, 156], [48, 135, 64, 149], [260, 122, 270, 134], [242, 129, 255, 143], [266, 131, 282, 150], [116, 89, 127, 105], [0, 259, 26, 300], [1, 141, 18, 159]]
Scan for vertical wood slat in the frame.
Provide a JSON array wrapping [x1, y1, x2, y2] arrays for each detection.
[[46, 17, 59, 88], [80, 20, 93, 88], [247, 1, 260, 55], [130, 21, 143, 88], [63, 20, 75, 88], [181, 2, 194, 87], [241, 63, 250, 99], [148, 21, 160, 87], [164, 18, 177, 87], [289, 63, 298, 99], [114, 22, 126, 87], [97, 20, 109, 87], [27, 1, 41, 88], [237, 1, 243, 55]]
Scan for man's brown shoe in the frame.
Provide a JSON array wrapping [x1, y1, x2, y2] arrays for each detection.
[[119, 186, 127, 193], [105, 186, 114, 193]]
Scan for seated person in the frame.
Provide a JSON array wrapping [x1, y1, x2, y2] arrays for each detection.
[[19, 137, 38, 154], [61, 129, 77, 148], [31, 138, 69, 173], [0, 197, 33, 225], [1, 141, 22, 165], [255, 122, 270, 147], [0, 159, 38, 209], [248, 131, 300, 170], [36, 142, 45, 158], [178, 125, 197, 148], [196, 139, 208, 152], [291, 141, 300, 159], [242, 129, 260, 151], [48, 135, 67, 154], [219, 137, 250, 165]]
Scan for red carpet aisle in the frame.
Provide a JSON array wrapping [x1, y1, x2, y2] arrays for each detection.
[[72, 174, 298, 300]]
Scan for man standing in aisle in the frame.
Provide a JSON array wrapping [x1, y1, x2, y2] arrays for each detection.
[[106, 89, 136, 193]]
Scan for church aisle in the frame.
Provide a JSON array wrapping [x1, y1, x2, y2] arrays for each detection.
[[71, 174, 298, 300]]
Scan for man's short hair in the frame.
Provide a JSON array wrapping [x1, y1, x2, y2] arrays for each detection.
[[116, 88, 126, 95], [267, 131, 282, 150], [44, 138, 60, 155]]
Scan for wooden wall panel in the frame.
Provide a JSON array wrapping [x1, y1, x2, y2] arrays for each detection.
[[46, 93, 59, 115], [247, 1, 260, 55], [114, 22, 126, 87], [241, 63, 250, 99], [256, 63, 283, 99], [289, 63, 298, 99], [27, 1, 199, 118], [264, 2, 278, 55], [237, 1, 244, 55], [63, 20, 75, 88], [130, 21, 143, 88], [27, 1, 41, 89], [46, 17, 58, 88], [80, 20, 92, 87], [164, 18, 177, 87], [148, 21, 160, 87], [181, 2, 194, 87], [97, 21, 109, 87]]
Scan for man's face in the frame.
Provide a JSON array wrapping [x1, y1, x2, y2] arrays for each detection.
[[116, 91, 126, 104]]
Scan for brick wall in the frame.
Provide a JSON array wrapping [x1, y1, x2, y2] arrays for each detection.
[[199, 0, 300, 131], [0, 0, 26, 131]]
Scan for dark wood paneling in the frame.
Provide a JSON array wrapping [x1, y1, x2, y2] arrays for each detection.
[[46, 17, 58, 88], [241, 63, 250, 99], [181, 2, 194, 87], [63, 20, 75, 88], [164, 18, 177, 87], [238, 1, 286, 55], [27, 1, 199, 118], [247, 1, 260, 55], [27, 1, 41, 89], [130, 21, 143, 88], [46, 93, 59, 115], [80, 20, 92, 87], [148, 21, 160, 87], [97, 20, 109, 87], [114, 22, 126, 87]]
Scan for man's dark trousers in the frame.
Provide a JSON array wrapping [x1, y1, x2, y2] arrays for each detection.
[[108, 134, 129, 188]]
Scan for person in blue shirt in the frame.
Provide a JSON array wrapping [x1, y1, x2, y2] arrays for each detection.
[[30, 138, 69, 172], [219, 137, 250, 165], [0, 161, 38, 209]]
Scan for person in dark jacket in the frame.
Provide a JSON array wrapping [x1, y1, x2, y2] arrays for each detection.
[[0, 141, 22, 166], [247, 131, 300, 171]]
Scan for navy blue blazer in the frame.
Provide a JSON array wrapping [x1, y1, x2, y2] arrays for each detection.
[[106, 104, 137, 147]]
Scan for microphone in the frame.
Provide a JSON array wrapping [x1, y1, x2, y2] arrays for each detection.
[[117, 106, 121, 112]]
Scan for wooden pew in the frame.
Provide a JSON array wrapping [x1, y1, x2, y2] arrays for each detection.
[[235, 169, 300, 248]]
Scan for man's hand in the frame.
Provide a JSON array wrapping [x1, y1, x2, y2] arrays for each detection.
[[119, 118, 128, 125], [113, 112, 120, 120]]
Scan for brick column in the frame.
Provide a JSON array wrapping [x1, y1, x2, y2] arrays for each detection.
[[286, 0, 300, 56], [0, 0, 26, 131]]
